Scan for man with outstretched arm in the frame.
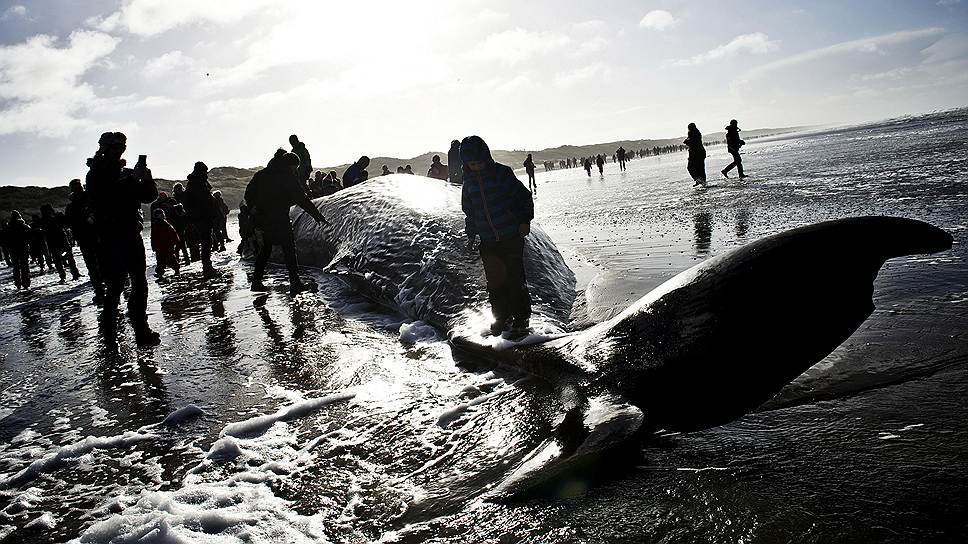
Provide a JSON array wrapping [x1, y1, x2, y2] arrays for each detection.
[[245, 149, 328, 295], [460, 135, 534, 336]]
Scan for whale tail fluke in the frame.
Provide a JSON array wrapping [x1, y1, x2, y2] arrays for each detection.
[[580, 216, 952, 432], [487, 393, 644, 502]]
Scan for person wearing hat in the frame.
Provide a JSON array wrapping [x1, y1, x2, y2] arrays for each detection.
[[85, 131, 161, 345], [721, 119, 748, 179], [244, 148, 328, 295]]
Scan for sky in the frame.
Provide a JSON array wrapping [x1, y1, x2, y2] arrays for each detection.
[[0, 0, 966, 187]]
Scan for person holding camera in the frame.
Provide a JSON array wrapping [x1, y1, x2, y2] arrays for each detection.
[[85, 132, 161, 345]]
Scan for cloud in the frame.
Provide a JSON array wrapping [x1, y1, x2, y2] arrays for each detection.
[[468, 28, 571, 64], [144, 50, 192, 78], [1, 4, 27, 20], [0, 30, 119, 137], [576, 36, 609, 56], [937, 0, 960, 5], [89, 0, 275, 36], [671, 33, 778, 66], [553, 63, 610, 88], [478, 9, 509, 22], [639, 10, 678, 31], [736, 27, 945, 84], [572, 20, 606, 33]]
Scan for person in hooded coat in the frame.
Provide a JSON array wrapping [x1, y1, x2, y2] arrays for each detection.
[[6, 211, 31, 289], [684, 122, 707, 185], [342, 156, 370, 188], [184, 162, 220, 277], [244, 149, 327, 294], [721, 119, 747, 179], [65, 178, 105, 303], [427, 155, 448, 180], [460, 135, 534, 335], [150, 208, 181, 277], [85, 131, 160, 345], [447, 139, 463, 184]]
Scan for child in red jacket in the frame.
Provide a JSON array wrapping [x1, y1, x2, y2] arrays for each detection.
[[151, 208, 181, 277]]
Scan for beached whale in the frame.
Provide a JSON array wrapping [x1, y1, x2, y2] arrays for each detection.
[[278, 174, 951, 498]]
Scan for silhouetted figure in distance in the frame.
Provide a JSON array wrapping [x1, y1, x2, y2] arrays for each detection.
[[381, 165, 391, 176], [289, 134, 312, 187], [460, 135, 534, 336], [596, 154, 605, 175], [523, 153, 537, 194], [684, 122, 707, 186], [40, 203, 80, 283], [404, 164, 414, 174], [85, 132, 160, 345], [6, 211, 31, 289], [721, 119, 747, 179], [428, 155, 448, 180], [617, 146, 627, 171], [244, 149, 327, 295], [583, 157, 592, 177]]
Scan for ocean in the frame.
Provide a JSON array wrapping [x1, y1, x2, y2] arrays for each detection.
[[1, 109, 966, 543]]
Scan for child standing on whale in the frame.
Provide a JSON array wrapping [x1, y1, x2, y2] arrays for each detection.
[[460, 135, 534, 336]]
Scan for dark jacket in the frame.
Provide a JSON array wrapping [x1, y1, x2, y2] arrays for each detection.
[[523, 157, 535, 173], [428, 161, 448, 180], [684, 128, 706, 159], [448, 143, 462, 184], [65, 189, 95, 242], [342, 162, 367, 188], [40, 212, 70, 254], [244, 154, 323, 239], [460, 136, 533, 242], [6, 214, 30, 255], [726, 126, 744, 152], [292, 142, 312, 181], [85, 154, 158, 234], [184, 172, 220, 227]]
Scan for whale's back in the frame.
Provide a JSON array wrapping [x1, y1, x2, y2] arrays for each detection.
[[288, 175, 576, 333]]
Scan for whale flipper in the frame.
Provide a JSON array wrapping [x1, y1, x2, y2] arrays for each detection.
[[488, 393, 644, 501]]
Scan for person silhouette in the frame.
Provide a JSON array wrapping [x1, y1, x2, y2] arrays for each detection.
[[523, 153, 537, 194], [721, 119, 747, 179], [684, 123, 707, 186]]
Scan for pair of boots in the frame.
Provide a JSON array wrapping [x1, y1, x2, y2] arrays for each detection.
[[99, 309, 160, 346], [489, 316, 530, 336]]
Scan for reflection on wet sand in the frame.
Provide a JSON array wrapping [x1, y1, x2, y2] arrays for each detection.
[[735, 206, 751, 243], [694, 211, 713, 256]]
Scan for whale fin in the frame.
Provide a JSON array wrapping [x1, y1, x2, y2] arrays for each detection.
[[488, 393, 644, 502]]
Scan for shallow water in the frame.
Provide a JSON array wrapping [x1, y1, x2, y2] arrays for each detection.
[[1, 110, 967, 543]]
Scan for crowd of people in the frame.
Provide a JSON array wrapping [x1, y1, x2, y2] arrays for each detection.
[[1, 121, 750, 343]]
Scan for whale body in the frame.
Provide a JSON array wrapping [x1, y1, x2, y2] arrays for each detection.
[[280, 174, 952, 498]]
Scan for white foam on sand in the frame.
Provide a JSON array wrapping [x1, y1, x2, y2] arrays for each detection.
[[220, 392, 355, 439], [398, 321, 440, 344], [69, 483, 326, 544], [71, 390, 357, 543], [1, 431, 157, 489]]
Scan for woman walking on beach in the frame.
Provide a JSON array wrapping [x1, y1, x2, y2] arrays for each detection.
[[721, 119, 747, 179], [684, 122, 707, 186]]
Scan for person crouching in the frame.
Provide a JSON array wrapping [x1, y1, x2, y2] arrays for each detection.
[[151, 209, 180, 277], [460, 135, 534, 336]]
